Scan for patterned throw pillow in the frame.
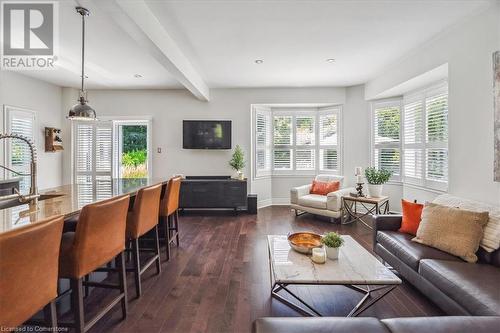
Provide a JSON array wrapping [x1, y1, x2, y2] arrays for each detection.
[[310, 180, 340, 196]]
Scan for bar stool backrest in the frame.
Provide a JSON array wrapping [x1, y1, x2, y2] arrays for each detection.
[[128, 184, 162, 238], [160, 176, 182, 217], [0, 215, 64, 328], [72, 195, 130, 277]]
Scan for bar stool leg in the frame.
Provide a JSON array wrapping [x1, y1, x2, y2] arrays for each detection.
[[83, 274, 90, 298], [116, 252, 128, 319], [154, 225, 161, 275], [132, 238, 141, 298], [70, 278, 84, 333], [43, 300, 57, 329], [174, 211, 180, 247], [165, 216, 171, 261]]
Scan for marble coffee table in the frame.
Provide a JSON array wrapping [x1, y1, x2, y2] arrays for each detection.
[[267, 235, 401, 317]]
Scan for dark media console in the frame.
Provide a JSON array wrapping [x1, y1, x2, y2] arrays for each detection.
[[179, 176, 248, 211]]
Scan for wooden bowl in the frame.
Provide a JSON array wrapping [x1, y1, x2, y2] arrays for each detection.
[[287, 232, 322, 254]]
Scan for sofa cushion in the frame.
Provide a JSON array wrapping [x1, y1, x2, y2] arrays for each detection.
[[419, 259, 500, 316], [298, 194, 327, 210], [433, 194, 500, 252], [253, 317, 390, 333], [381, 316, 500, 333], [377, 231, 461, 271], [413, 202, 489, 263]]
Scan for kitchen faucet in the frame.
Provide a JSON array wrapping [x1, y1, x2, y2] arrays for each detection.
[[0, 133, 39, 204]]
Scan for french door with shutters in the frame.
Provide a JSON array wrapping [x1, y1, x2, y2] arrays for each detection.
[[72, 121, 113, 204]]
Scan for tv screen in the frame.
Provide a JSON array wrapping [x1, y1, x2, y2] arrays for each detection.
[[183, 120, 232, 149]]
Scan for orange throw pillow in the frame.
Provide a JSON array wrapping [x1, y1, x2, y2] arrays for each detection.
[[310, 180, 340, 196], [399, 199, 424, 235]]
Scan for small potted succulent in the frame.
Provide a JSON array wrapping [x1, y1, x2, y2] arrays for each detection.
[[229, 145, 245, 180], [321, 232, 344, 260], [364, 167, 392, 198]]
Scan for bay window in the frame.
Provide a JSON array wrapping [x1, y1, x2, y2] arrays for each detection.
[[253, 106, 342, 178], [371, 81, 449, 191]]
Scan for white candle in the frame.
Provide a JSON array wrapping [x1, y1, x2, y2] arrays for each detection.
[[311, 247, 326, 264], [355, 166, 362, 176], [356, 175, 363, 183]]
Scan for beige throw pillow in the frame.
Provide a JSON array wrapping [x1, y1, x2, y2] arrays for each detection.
[[412, 202, 489, 263]]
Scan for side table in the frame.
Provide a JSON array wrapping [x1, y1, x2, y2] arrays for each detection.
[[341, 196, 389, 229]]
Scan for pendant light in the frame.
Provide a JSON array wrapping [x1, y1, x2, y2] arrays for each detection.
[[68, 7, 96, 121]]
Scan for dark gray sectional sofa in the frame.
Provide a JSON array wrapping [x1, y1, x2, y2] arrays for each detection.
[[373, 214, 500, 316], [253, 316, 500, 333]]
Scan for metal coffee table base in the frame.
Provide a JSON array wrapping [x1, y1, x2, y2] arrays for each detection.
[[271, 282, 397, 317]]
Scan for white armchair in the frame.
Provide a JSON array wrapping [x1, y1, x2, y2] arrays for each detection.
[[290, 175, 355, 221]]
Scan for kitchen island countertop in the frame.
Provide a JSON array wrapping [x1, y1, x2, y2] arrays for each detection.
[[0, 178, 168, 234]]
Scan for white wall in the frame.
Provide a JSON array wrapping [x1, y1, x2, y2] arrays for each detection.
[[0, 71, 63, 189], [366, 3, 500, 206], [63, 87, 347, 203]]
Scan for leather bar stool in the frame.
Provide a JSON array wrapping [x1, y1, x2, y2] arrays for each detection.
[[0, 215, 64, 330], [58, 195, 130, 333], [159, 176, 182, 261], [126, 184, 162, 298]]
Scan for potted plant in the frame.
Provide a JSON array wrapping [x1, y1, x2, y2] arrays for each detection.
[[229, 145, 245, 180], [321, 232, 344, 260], [364, 167, 392, 198]]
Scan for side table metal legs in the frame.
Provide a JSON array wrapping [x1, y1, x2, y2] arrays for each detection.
[[341, 198, 390, 229]]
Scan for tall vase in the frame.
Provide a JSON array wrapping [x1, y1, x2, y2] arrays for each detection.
[[367, 184, 383, 197]]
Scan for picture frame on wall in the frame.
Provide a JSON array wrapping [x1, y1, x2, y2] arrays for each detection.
[[494, 51, 500, 182]]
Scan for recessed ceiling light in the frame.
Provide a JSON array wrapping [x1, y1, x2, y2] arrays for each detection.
[[326, 58, 336, 63], [255, 59, 264, 64], [134, 74, 143, 78]]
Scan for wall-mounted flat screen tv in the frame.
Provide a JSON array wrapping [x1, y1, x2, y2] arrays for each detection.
[[183, 120, 232, 149]]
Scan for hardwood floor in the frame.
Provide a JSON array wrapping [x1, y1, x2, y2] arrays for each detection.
[[85, 206, 442, 333]]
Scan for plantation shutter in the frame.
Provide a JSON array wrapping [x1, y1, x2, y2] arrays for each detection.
[[295, 115, 315, 170], [403, 82, 448, 191], [254, 107, 271, 177], [425, 91, 448, 184], [74, 121, 113, 195], [403, 99, 423, 184], [372, 103, 401, 179], [5, 107, 36, 194], [273, 115, 292, 170], [319, 111, 339, 171], [75, 124, 93, 177]]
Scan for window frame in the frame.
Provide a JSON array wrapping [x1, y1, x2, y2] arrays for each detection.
[[2, 105, 37, 193], [252, 105, 343, 179], [403, 81, 448, 192], [370, 99, 403, 183], [252, 106, 272, 178], [370, 81, 449, 192], [71, 120, 114, 184]]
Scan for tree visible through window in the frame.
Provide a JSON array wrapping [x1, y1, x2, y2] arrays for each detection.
[[121, 125, 148, 178], [373, 104, 401, 178]]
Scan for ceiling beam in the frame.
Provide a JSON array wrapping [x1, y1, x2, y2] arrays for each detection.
[[94, 0, 209, 101]]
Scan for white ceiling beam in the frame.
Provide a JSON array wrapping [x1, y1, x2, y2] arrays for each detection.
[[94, 0, 209, 101]]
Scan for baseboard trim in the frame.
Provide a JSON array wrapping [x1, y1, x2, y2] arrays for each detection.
[[257, 197, 291, 208], [257, 199, 273, 209]]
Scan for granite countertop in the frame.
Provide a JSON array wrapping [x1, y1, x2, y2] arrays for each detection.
[[0, 177, 168, 234]]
